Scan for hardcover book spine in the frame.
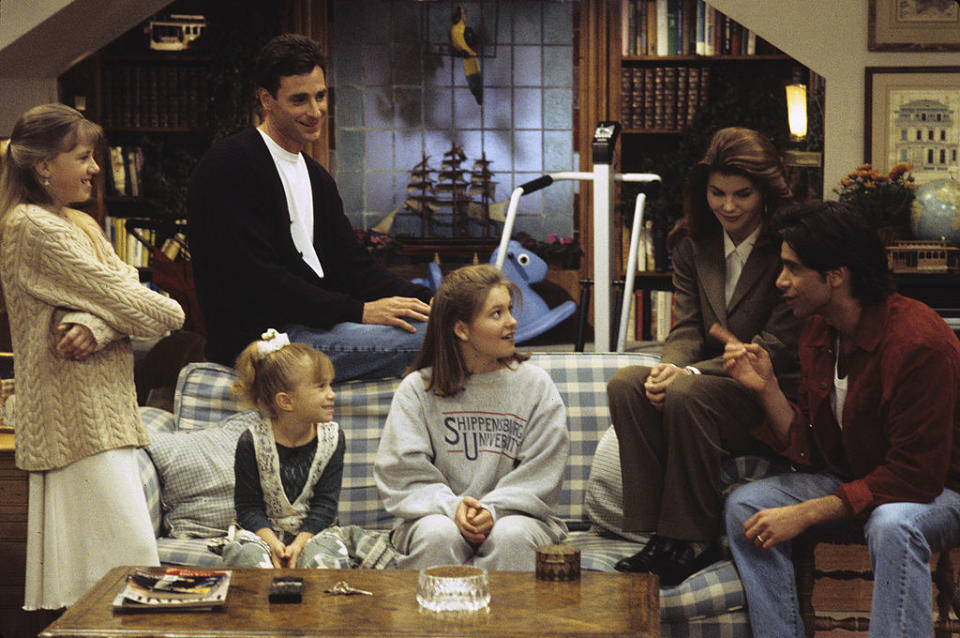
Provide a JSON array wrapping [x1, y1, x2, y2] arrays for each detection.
[[643, 67, 655, 129], [662, 66, 677, 130], [632, 67, 644, 129], [653, 66, 666, 130], [621, 68, 634, 127], [704, 6, 715, 56], [686, 66, 700, 126], [675, 66, 688, 130], [695, 0, 705, 55], [646, 0, 658, 56], [656, 0, 669, 56]]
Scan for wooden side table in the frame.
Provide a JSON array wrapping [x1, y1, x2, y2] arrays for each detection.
[[0, 430, 61, 638]]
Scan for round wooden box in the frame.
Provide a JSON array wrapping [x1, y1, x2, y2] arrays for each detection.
[[535, 544, 581, 581]]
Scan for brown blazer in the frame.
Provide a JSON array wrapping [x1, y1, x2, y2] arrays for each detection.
[[660, 234, 804, 377]]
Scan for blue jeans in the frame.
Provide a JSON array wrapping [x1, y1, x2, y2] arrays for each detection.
[[725, 471, 960, 638], [284, 320, 426, 384]]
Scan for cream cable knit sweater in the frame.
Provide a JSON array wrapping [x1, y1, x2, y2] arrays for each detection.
[[1, 204, 184, 471]]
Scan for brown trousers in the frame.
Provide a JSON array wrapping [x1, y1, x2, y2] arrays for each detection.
[[607, 365, 770, 542]]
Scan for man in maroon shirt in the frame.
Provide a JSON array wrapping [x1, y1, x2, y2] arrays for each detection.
[[720, 200, 960, 638]]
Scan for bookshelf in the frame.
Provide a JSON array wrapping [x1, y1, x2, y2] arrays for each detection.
[[616, 0, 793, 136]]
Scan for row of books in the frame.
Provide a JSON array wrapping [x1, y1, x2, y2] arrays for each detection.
[[100, 63, 205, 129], [106, 145, 144, 197], [621, 0, 774, 57], [105, 216, 153, 268], [620, 65, 710, 131], [633, 290, 674, 341], [104, 217, 188, 268]]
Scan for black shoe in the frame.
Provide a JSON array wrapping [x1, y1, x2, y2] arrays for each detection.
[[656, 542, 723, 588], [614, 535, 670, 573]]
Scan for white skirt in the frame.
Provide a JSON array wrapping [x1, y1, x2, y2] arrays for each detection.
[[23, 447, 159, 610]]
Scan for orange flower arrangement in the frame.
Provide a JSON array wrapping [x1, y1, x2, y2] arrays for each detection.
[[834, 162, 916, 229]]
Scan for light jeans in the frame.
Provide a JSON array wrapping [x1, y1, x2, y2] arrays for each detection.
[[285, 320, 426, 384], [725, 471, 960, 638]]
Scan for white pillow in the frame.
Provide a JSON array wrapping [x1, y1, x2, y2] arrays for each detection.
[[584, 425, 648, 543], [146, 411, 257, 538]]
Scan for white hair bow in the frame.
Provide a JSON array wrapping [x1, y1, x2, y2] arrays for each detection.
[[257, 328, 290, 356]]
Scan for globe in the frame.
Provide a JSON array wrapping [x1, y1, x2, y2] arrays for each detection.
[[910, 178, 960, 245]]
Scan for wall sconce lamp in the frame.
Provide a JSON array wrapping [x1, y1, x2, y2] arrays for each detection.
[[782, 83, 822, 168], [786, 83, 807, 142]]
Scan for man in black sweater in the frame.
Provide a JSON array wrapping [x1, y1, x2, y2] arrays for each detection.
[[188, 34, 431, 381]]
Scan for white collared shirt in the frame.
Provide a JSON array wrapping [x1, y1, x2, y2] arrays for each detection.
[[257, 128, 324, 279], [723, 225, 761, 307]]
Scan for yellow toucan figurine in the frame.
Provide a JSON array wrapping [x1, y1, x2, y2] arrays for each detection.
[[450, 5, 483, 105]]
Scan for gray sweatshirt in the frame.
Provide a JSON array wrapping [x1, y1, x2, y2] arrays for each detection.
[[374, 362, 569, 535]]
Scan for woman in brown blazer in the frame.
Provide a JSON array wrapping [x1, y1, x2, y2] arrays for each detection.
[[608, 127, 804, 587]]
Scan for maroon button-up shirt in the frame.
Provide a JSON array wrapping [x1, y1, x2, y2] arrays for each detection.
[[750, 294, 960, 515]]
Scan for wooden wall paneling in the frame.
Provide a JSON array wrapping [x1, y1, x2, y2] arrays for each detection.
[[283, 0, 330, 168], [576, 0, 619, 333]]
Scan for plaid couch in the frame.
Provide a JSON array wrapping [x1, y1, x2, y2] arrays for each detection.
[[137, 352, 769, 638]]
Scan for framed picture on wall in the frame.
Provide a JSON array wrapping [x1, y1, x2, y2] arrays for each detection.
[[869, 0, 960, 51], [865, 66, 960, 185]]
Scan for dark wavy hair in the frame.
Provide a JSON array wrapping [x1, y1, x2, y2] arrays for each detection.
[[254, 33, 326, 97], [409, 264, 529, 397], [671, 127, 793, 245], [772, 200, 893, 305]]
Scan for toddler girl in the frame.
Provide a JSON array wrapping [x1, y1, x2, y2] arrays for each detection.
[[221, 329, 344, 568], [374, 264, 569, 571]]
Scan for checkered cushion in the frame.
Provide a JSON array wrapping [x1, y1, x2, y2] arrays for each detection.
[[139, 406, 175, 536], [527, 352, 660, 522], [173, 362, 243, 431], [146, 410, 257, 538], [334, 377, 405, 528]]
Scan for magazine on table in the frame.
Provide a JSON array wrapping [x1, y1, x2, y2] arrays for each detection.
[[112, 567, 231, 611]]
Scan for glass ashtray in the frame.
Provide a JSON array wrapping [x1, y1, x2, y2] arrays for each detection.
[[417, 565, 490, 613]]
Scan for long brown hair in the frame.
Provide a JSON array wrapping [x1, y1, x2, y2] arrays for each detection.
[[671, 127, 793, 245], [410, 264, 529, 397], [0, 103, 107, 260]]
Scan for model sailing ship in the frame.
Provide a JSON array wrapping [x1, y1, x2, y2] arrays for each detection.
[[402, 143, 500, 239]]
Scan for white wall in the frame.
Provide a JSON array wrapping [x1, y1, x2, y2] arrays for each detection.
[[709, 0, 960, 198], [0, 78, 60, 135], [0, 0, 171, 134]]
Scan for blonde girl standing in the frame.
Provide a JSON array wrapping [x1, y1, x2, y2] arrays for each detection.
[[0, 103, 184, 610], [222, 329, 345, 568], [374, 265, 569, 571]]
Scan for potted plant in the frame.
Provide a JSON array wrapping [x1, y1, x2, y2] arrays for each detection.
[[354, 228, 399, 265], [834, 163, 916, 243]]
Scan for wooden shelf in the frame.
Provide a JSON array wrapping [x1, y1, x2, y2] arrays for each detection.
[[622, 54, 791, 62]]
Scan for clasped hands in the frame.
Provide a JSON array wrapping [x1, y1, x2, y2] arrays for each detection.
[[263, 530, 312, 568], [362, 296, 431, 333], [56, 322, 96, 360], [643, 363, 691, 409], [455, 496, 493, 545]]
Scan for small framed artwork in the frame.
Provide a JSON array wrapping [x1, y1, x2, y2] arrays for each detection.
[[865, 66, 960, 185], [868, 0, 960, 51]]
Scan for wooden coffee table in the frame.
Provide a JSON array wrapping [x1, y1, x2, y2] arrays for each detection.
[[41, 566, 658, 637]]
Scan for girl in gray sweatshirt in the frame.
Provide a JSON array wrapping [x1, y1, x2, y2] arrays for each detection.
[[374, 265, 569, 571]]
